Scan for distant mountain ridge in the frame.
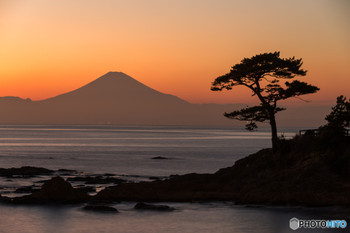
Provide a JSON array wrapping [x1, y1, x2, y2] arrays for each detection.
[[0, 72, 330, 127], [0, 96, 32, 103]]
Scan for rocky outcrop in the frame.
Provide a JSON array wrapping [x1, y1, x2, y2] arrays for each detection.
[[95, 148, 350, 206], [11, 176, 90, 204], [0, 166, 54, 177]]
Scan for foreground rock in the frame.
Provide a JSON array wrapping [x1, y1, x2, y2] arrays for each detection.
[[11, 176, 90, 204], [95, 147, 350, 206], [134, 202, 175, 211]]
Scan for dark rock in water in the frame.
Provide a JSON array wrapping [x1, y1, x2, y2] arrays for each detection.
[[0, 166, 54, 178], [57, 169, 77, 175], [102, 173, 116, 176], [58, 169, 77, 172], [12, 176, 90, 204], [83, 205, 118, 212], [14, 186, 40, 193], [134, 202, 175, 211], [67, 175, 125, 185], [151, 156, 168, 160]]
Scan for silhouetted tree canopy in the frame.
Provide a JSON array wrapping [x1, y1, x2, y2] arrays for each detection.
[[315, 95, 350, 150], [211, 51, 319, 152], [224, 105, 285, 131], [326, 95, 350, 129]]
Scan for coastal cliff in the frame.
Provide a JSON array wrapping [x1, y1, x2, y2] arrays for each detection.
[[95, 134, 350, 206]]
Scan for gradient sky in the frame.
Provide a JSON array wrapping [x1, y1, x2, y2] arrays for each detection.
[[0, 0, 349, 105]]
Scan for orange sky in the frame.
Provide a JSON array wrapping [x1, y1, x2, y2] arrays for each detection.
[[0, 0, 349, 105]]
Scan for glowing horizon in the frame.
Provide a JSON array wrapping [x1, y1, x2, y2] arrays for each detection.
[[0, 0, 349, 105]]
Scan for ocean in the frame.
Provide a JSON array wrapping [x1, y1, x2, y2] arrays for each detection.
[[0, 125, 347, 233]]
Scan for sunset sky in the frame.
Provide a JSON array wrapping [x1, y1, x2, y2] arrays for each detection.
[[0, 0, 349, 105]]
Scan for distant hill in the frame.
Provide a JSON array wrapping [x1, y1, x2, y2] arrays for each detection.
[[0, 72, 330, 127], [0, 96, 32, 103]]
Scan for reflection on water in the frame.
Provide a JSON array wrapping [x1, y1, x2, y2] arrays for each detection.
[[0, 202, 348, 233]]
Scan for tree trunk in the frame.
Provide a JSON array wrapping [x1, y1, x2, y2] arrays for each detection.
[[269, 110, 278, 153]]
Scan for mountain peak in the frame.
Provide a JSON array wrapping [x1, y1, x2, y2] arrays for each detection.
[[104, 71, 127, 76], [92, 72, 144, 87], [98, 71, 132, 80]]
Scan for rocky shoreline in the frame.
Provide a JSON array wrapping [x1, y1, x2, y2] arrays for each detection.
[[1, 145, 349, 207]]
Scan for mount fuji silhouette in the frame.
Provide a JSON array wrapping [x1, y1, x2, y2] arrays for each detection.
[[0, 72, 239, 125]]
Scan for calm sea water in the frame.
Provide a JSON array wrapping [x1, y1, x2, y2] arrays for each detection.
[[0, 125, 284, 176], [0, 125, 347, 233]]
